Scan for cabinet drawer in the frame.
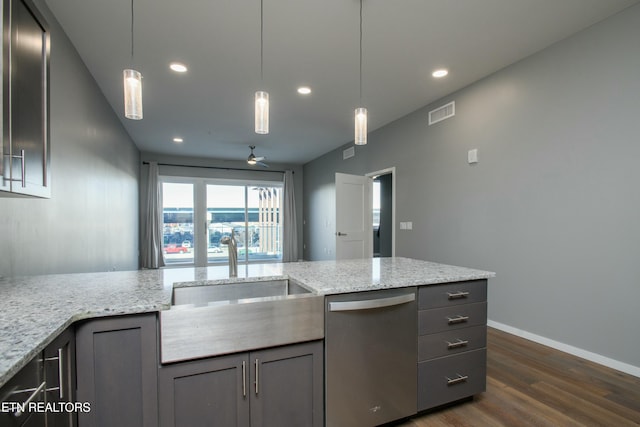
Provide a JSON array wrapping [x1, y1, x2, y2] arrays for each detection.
[[418, 302, 486, 335], [418, 280, 487, 309], [418, 349, 486, 411], [0, 356, 45, 426], [418, 325, 486, 361]]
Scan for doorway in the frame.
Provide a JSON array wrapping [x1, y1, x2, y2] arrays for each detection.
[[367, 167, 395, 257]]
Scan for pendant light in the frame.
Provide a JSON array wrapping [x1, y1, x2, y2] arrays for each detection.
[[354, 0, 367, 145], [255, 0, 269, 134], [124, 0, 143, 120]]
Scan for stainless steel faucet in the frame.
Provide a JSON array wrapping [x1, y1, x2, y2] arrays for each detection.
[[220, 230, 238, 277]]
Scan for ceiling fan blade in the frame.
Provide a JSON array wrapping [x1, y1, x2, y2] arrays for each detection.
[[257, 161, 270, 168], [254, 156, 265, 162]]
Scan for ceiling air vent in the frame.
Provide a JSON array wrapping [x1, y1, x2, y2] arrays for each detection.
[[428, 101, 455, 125]]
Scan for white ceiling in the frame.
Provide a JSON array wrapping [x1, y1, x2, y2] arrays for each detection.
[[45, 0, 638, 165]]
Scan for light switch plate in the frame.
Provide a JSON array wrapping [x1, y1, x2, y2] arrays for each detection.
[[468, 149, 478, 164]]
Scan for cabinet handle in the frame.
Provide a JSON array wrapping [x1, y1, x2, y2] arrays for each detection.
[[329, 293, 415, 312], [446, 339, 469, 349], [447, 291, 469, 300], [242, 361, 246, 397], [4, 150, 26, 187], [19, 150, 25, 187], [446, 374, 469, 386], [12, 381, 46, 417], [447, 315, 469, 325], [44, 348, 65, 399], [254, 359, 259, 395]]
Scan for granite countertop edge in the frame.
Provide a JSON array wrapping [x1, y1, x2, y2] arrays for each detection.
[[0, 257, 494, 388]]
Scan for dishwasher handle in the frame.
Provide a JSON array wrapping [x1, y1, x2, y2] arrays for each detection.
[[328, 293, 415, 312]]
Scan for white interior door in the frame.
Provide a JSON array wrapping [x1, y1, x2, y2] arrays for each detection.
[[335, 173, 373, 259]]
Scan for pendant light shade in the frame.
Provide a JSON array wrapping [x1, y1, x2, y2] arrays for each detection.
[[354, 107, 367, 145], [123, 69, 143, 120], [255, 90, 269, 134]]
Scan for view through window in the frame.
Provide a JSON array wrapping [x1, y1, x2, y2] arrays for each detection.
[[162, 182, 194, 264], [162, 180, 283, 265]]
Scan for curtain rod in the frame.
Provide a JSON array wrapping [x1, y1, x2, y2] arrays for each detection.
[[142, 161, 293, 174]]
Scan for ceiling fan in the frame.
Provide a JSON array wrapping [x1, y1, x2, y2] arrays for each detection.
[[247, 145, 269, 168]]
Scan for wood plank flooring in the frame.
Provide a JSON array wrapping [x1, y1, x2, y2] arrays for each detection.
[[398, 327, 640, 426]]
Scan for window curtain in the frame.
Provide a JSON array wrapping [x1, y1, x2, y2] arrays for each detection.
[[141, 162, 165, 269], [282, 170, 298, 262]]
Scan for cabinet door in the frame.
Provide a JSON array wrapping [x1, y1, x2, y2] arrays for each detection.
[[45, 326, 76, 427], [76, 314, 158, 427], [158, 353, 250, 427], [250, 341, 324, 427], [7, 0, 50, 197]]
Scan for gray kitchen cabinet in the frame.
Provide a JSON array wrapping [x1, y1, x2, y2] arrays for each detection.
[[44, 326, 76, 427], [1, 0, 50, 197], [417, 279, 488, 411], [250, 342, 324, 427], [158, 353, 249, 427], [158, 340, 324, 427], [75, 313, 158, 427], [0, 326, 74, 427], [0, 351, 45, 426]]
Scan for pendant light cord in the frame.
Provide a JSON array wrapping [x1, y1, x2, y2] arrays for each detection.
[[359, 0, 363, 103], [260, 0, 264, 83], [130, 0, 135, 59]]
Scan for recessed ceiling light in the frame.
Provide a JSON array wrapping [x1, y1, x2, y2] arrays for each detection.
[[170, 62, 188, 73], [432, 69, 449, 78], [297, 86, 312, 95], [173, 137, 184, 143]]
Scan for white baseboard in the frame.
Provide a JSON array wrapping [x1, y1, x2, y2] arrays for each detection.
[[487, 320, 640, 378]]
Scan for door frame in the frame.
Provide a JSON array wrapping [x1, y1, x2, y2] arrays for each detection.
[[366, 167, 396, 257]]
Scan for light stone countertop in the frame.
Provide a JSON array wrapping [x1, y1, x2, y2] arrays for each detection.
[[0, 257, 494, 388]]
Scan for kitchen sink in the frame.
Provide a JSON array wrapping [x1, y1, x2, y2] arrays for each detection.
[[171, 279, 311, 306], [160, 279, 324, 364]]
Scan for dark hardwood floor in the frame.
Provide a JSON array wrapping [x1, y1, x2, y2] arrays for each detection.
[[399, 328, 640, 426]]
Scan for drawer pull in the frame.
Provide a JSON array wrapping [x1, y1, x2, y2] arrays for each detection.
[[446, 339, 469, 349], [447, 315, 469, 325], [12, 381, 46, 417], [446, 374, 469, 386], [447, 291, 469, 300]]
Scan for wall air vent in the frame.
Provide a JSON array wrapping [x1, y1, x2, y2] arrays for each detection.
[[343, 146, 355, 160], [428, 101, 455, 125]]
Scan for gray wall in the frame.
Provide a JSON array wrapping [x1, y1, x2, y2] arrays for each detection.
[[0, 0, 140, 277], [303, 5, 640, 368]]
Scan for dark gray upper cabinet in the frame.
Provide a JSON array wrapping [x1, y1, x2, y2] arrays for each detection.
[[75, 314, 159, 427], [1, 0, 50, 197]]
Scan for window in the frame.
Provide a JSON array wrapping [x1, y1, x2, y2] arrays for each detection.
[[162, 182, 194, 264], [162, 178, 282, 266]]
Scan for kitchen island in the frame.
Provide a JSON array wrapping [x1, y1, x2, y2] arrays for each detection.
[[0, 257, 494, 425]]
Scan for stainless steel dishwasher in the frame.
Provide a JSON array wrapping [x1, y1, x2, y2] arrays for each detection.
[[325, 287, 417, 427]]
